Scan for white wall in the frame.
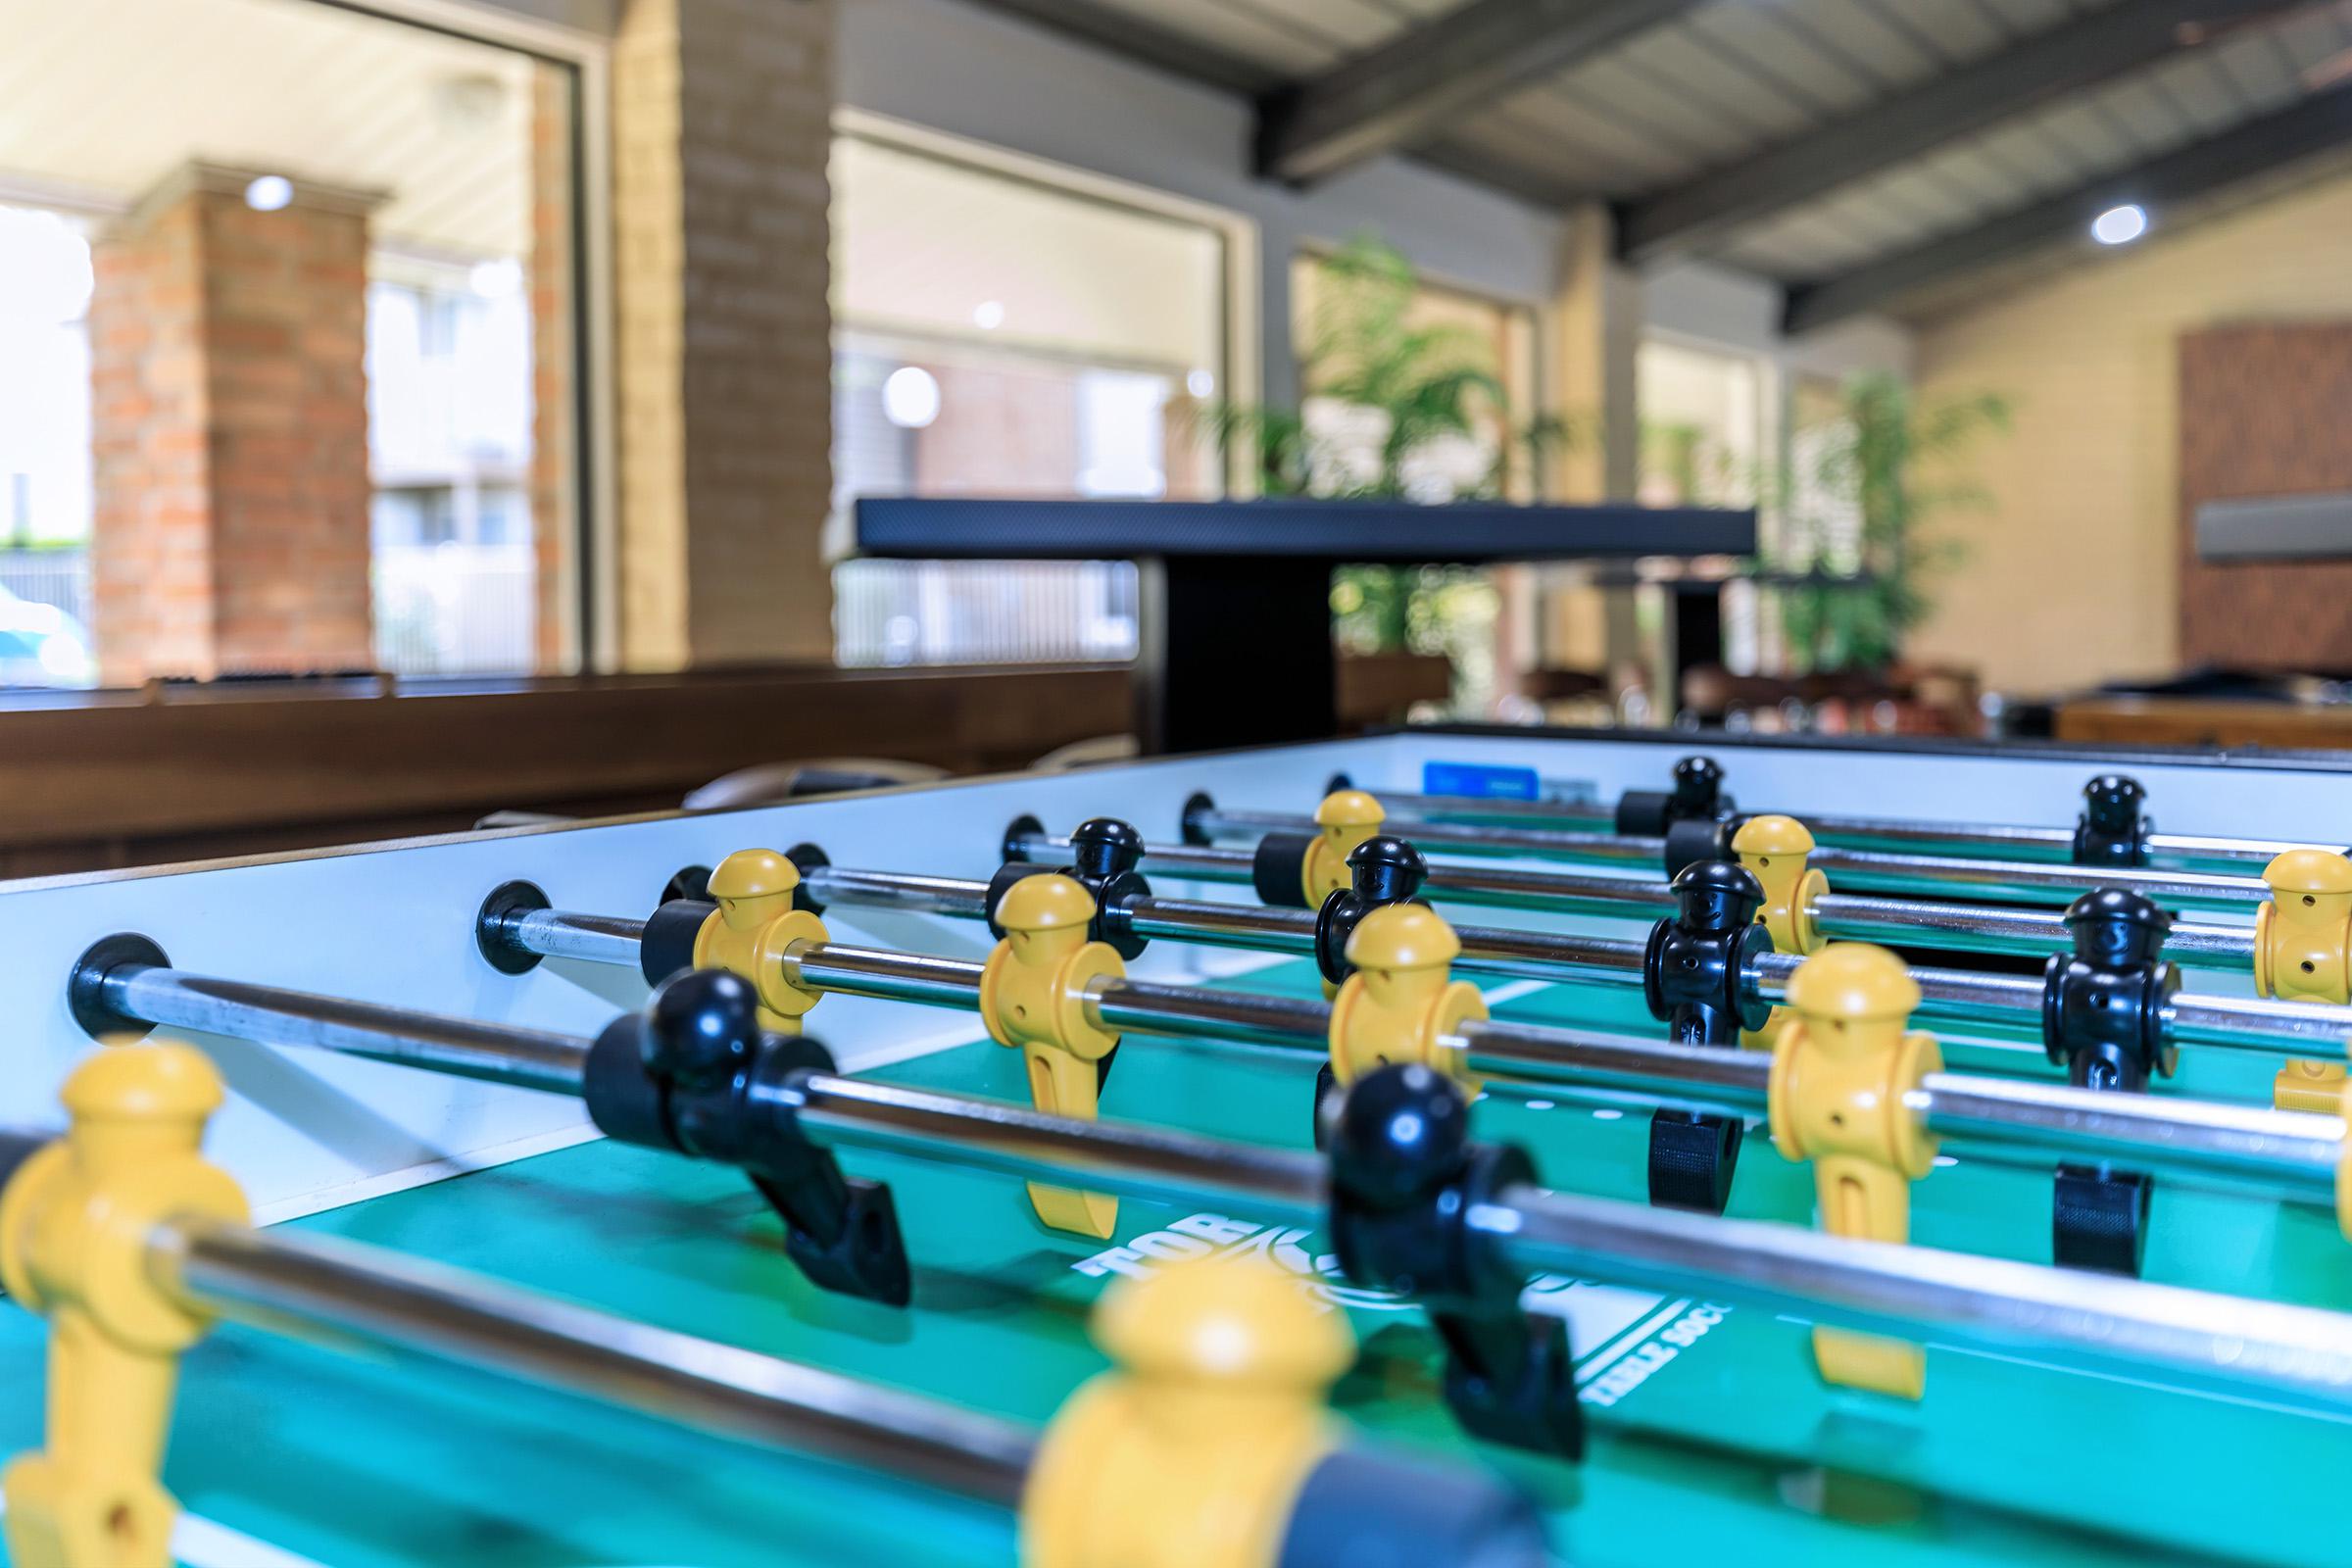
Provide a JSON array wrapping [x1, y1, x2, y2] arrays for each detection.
[[454, 0, 1913, 434], [835, 0, 1569, 408], [1643, 259, 1912, 384]]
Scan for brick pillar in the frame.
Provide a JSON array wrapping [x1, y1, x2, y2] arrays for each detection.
[[613, 0, 836, 669], [89, 165, 379, 684]]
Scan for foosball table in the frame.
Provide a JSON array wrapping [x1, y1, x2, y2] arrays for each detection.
[[2, 726, 2349, 1568]]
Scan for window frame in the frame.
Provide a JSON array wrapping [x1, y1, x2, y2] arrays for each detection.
[[832, 108, 1256, 496], [318, 0, 614, 674]]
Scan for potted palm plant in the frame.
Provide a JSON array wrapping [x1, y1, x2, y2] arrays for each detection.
[[1198, 235, 1570, 702], [1773, 372, 2009, 674]]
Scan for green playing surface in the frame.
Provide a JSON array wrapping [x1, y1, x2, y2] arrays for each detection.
[[0, 957, 2340, 1568]]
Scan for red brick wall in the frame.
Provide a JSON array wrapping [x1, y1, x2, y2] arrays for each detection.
[[89, 199, 212, 680], [89, 169, 375, 683], [2178, 322, 2352, 670]]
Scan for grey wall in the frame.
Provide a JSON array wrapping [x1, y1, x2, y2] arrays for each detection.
[[835, 0, 1571, 409]]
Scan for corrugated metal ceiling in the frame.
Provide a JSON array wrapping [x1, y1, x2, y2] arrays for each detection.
[[0, 0, 541, 260], [1023, 0, 2352, 321]]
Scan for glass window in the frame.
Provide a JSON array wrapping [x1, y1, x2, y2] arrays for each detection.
[[1638, 337, 1781, 680], [0, 0, 582, 686], [1789, 374, 1863, 572], [1289, 252, 1542, 505], [0, 204, 98, 687], [1637, 337, 1771, 510], [1288, 248, 1543, 717], [829, 131, 1229, 666]]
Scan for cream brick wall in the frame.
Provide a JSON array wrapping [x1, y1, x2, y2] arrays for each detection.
[[1912, 164, 2352, 696], [613, 0, 836, 670]]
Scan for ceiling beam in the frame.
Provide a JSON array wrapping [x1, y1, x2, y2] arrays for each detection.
[[1408, 142, 1597, 208], [960, 0, 1603, 211], [1781, 81, 2352, 334], [1617, 0, 2301, 266], [1255, 0, 1706, 185], [956, 0, 1284, 95]]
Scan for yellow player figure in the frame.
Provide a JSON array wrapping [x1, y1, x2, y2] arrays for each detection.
[[1768, 944, 1942, 1398]]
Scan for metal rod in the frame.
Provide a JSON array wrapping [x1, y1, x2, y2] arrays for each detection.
[[1452, 1019, 2343, 1198], [783, 1071, 1330, 1215], [104, 965, 590, 1095], [1375, 791, 2304, 871], [777, 938, 2344, 1198], [738, 866, 2325, 1060], [476, 915, 2343, 1198], [1748, 954, 2055, 1036], [1193, 807, 1657, 866], [808, 858, 1660, 984], [83, 956, 2352, 1400], [1126, 897, 1319, 956], [507, 907, 649, 969], [805, 867, 993, 921], [1907, 1075, 2343, 1197], [791, 927, 1330, 1053], [1454, 1020, 1774, 1108], [1811, 894, 2257, 966], [1131, 895, 1649, 987], [1187, 808, 2271, 908], [502, 884, 2341, 1066], [1019, 831, 2257, 970], [1406, 862, 1679, 921], [1474, 1185, 2352, 1407], [1016, 828, 1672, 920], [1017, 836, 1257, 881], [746, 1070, 2352, 1413], [1364, 792, 1615, 829], [2169, 991, 2352, 1053], [2146, 830, 2310, 867], [786, 944, 988, 1010], [790, 936, 1339, 1054], [1806, 845, 2265, 908], [155, 1219, 1037, 1505], [87, 973, 2352, 1477], [1087, 976, 1332, 1049]]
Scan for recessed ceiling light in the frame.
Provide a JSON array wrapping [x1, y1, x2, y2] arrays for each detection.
[[243, 174, 294, 213], [1186, 368, 1215, 398], [881, 365, 942, 429], [2091, 203, 2147, 246], [971, 300, 1005, 330]]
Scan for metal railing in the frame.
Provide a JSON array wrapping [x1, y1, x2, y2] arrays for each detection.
[[0, 543, 538, 679], [0, 548, 90, 624], [372, 542, 536, 675]]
